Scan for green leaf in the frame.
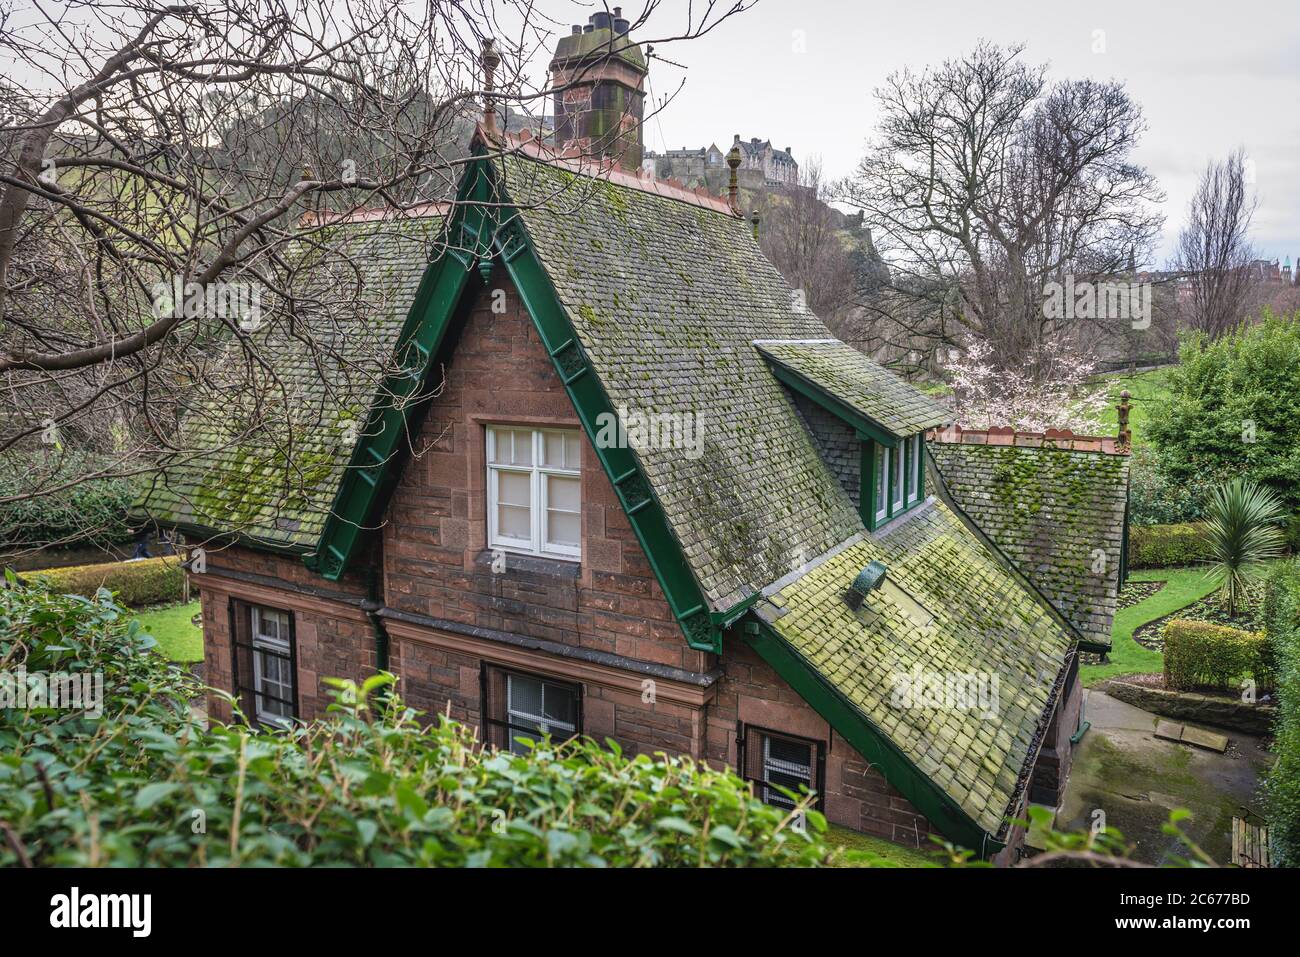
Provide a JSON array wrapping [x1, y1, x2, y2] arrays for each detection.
[[134, 782, 181, 810]]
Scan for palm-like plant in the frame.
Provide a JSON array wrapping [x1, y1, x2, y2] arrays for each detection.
[[1201, 478, 1288, 617]]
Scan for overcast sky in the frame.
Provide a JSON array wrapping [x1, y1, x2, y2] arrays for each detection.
[[570, 0, 1299, 267]]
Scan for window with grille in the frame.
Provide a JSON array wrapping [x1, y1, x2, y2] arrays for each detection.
[[739, 725, 825, 811], [229, 599, 297, 728], [481, 665, 582, 754], [486, 426, 582, 560]]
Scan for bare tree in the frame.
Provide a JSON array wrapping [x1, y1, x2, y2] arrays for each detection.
[[0, 0, 752, 557], [1175, 148, 1258, 338], [841, 41, 1164, 377], [759, 157, 855, 324]]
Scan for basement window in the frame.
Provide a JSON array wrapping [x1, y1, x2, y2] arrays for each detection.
[[482, 665, 582, 755], [739, 725, 825, 812], [487, 426, 582, 560]]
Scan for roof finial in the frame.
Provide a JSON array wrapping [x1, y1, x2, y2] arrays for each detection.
[[1117, 389, 1132, 450], [481, 38, 501, 136], [751, 208, 760, 240], [726, 137, 741, 215]]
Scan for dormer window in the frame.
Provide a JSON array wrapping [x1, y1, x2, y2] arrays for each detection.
[[866, 433, 925, 531], [752, 338, 948, 533]]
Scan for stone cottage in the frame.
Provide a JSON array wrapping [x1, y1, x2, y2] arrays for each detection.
[[135, 20, 1131, 863]]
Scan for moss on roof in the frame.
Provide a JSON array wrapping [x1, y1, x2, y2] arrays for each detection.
[[756, 339, 951, 438], [132, 213, 445, 548], [757, 500, 1074, 837], [498, 153, 862, 609], [928, 442, 1131, 649], [552, 27, 647, 72]]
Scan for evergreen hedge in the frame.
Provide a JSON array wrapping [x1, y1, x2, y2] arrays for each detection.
[[22, 556, 185, 608], [1161, 618, 1271, 692], [0, 581, 843, 868], [1128, 522, 1212, 568], [1263, 561, 1300, 866]]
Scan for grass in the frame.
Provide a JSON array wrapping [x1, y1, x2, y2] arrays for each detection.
[[1090, 367, 1172, 447], [133, 600, 203, 663], [1082, 566, 1220, 686], [825, 824, 942, 867]]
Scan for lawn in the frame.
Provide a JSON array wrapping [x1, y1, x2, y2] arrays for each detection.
[[825, 824, 942, 867], [1081, 566, 1219, 686], [133, 600, 203, 663], [1089, 367, 1172, 446]]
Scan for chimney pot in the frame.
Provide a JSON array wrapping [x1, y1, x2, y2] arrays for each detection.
[[571, 25, 581, 34]]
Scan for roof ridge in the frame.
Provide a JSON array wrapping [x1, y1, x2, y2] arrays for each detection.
[[298, 201, 450, 227], [478, 123, 739, 217], [927, 423, 1129, 456]]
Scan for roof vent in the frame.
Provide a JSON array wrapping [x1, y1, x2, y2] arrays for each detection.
[[845, 560, 935, 630], [844, 560, 887, 612]]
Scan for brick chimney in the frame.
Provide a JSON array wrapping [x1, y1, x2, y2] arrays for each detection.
[[549, 8, 647, 170]]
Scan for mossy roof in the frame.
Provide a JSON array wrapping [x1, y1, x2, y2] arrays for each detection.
[[497, 153, 871, 609], [131, 213, 445, 548], [756, 499, 1074, 838], [552, 27, 647, 72], [927, 442, 1131, 649], [755, 339, 951, 438]]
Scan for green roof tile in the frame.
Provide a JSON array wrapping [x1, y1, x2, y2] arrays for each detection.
[[132, 213, 445, 547], [498, 154, 862, 609]]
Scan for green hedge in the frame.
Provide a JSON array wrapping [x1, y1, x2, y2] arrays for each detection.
[[22, 556, 184, 608], [1263, 560, 1300, 866], [1161, 618, 1271, 692], [1128, 522, 1212, 568], [0, 581, 845, 868], [0, 466, 136, 549]]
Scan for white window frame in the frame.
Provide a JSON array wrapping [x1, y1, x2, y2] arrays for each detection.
[[906, 434, 923, 505], [873, 444, 890, 525], [891, 440, 905, 513], [486, 426, 582, 561], [250, 605, 293, 727]]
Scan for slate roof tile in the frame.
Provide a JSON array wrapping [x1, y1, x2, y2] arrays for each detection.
[[927, 441, 1130, 649], [758, 499, 1073, 837]]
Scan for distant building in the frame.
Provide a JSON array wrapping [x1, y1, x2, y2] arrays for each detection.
[[733, 135, 798, 188], [643, 136, 798, 189], [640, 143, 725, 180]]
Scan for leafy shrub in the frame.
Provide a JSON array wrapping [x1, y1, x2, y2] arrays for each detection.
[[0, 581, 840, 868], [1126, 446, 1215, 526], [23, 556, 184, 608], [1128, 522, 1212, 568], [1201, 478, 1288, 616], [0, 463, 136, 549], [1263, 561, 1300, 866], [1161, 617, 1271, 691], [1147, 312, 1300, 511]]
